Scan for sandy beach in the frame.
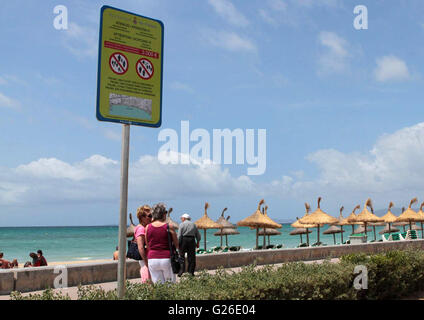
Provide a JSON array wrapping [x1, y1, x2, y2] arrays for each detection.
[[17, 259, 112, 268]]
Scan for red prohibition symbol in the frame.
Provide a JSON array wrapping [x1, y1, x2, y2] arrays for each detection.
[[109, 52, 128, 75], [136, 58, 154, 80]]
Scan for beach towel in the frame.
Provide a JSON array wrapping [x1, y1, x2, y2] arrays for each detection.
[[140, 265, 151, 283]]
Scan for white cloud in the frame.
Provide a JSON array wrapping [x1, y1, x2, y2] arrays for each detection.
[[277, 122, 424, 205], [0, 153, 255, 206], [63, 22, 97, 58], [208, 0, 249, 27], [317, 31, 350, 75], [0, 92, 21, 110], [374, 55, 411, 82], [205, 30, 257, 53]]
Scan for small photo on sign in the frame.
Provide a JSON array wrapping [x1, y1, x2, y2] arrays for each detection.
[[109, 93, 152, 120]]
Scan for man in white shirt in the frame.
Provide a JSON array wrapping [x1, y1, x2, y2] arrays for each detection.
[[177, 213, 201, 276]]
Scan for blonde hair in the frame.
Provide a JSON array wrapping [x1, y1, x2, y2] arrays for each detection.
[[136, 205, 151, 221]]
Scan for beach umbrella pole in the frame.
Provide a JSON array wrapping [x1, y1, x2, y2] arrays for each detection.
[[220, 230, 223, 247], [306, 229, 309, 246], [333, 233, 336, 245], [225, 234, 228, 247], [373, 226, 376, 241], [204, 229, 207, 251], [300, 234, 303, 244], [341, 226, 344, 244], [317, 225, 320, 244], [364, 222, 368, 241], [256, 228, 259, 249], [421, 222, 424, 239], [263, 228, 266, 247]]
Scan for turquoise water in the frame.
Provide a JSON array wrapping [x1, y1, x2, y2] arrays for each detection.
[[0, 224, 407, 263], [109, 105, 152, 120]]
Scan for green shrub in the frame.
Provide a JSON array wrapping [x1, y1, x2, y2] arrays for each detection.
[[10, 249, 424, 300], [10, 288, 71, 300]]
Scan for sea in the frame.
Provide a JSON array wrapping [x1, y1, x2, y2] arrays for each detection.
[[0, 224, 406, 264]]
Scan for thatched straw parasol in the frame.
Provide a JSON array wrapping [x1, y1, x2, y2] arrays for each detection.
[[345, 205, 361, 235], [353, 225, 372, 234], [127, 213, 136, 238], [262, 205, 282, 228], [323, 225, 344, 245], [380, 202, 398, 235], [395, 198, 421, 231], [348, 198, 383, 240], [289, 227, 312, 244], [213, 227, 240, 247], [215, 208, 236, 246], [165, 208, 179, 230], [393, 207, 408, 231], [260, 205, 282, 247], [258, 227, 282, 246], [237, 199, 282, 249], [369, 221, 385, 241], [379, 223, 400, 235], [334, 206, 349, 244], [417, 202, 424, 238], [216, 208, 235, 228], [194, 203, 222, 250], [299, 197, 338, 244], [291, 203, 317, 246]]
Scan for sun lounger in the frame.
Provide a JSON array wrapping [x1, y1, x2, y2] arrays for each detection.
[[297, 243, 308, 248], [229, 246, 240, 251], [381, 234, 389, 242], [405, 230, 418, 240], [388, 233, 404, 241], [312, 242, 326, 247], [275, 244, 283, 249]]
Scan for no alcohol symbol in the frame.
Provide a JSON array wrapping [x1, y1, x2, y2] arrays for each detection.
[[136, 58, 154, 80], [109, 52, 128, 75]]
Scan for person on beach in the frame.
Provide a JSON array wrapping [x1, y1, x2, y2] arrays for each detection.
[[23, 252, 38, 267], [37, 250, 48, 266], [30, 252, 38, 266], [113, 246, 119, 260], [177, 213, 201, 277], [134, 204, 152, 282], [145, 203, 179, 284], [0, 252, 18, 269]]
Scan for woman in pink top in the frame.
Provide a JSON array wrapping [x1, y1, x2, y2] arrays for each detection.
[[135, 205, 152, 281], [145, 203, 179, 283]]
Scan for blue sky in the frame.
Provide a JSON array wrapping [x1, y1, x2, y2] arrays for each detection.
[[1, 0, 424, 226]]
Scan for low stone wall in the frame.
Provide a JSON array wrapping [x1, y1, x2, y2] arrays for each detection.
[[1, 239, 423, 295], [0, 271, 14, 295]]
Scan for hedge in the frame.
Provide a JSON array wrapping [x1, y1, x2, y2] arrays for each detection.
[[10, 249, 424, 300]]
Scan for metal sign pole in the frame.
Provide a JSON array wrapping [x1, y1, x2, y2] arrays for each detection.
[[117, 123, 130, 299]]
